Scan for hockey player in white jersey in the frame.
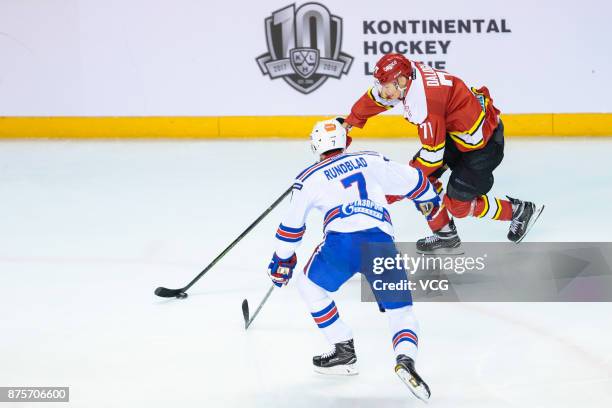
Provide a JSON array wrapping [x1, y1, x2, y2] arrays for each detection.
[[266, 118, 440, 402]]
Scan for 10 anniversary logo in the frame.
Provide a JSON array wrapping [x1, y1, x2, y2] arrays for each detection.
[[256, 3, 354, 94]]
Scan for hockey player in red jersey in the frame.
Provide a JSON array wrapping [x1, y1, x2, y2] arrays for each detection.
[[343, 53, 543, 253]]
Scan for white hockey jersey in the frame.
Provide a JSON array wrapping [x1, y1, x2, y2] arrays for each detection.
[[274, 151, 437, 259]]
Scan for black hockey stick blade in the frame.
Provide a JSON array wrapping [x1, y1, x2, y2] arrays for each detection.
[[241, 299, 250, 330], [154, 286, 188, 299], [242, 284, 275, 330]]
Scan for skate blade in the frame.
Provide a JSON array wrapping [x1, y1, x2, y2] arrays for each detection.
[[416, 245, 464, 256], [515, 204, 545, 244], [314, 363, 358, 376], [395, 367, 430, 402]]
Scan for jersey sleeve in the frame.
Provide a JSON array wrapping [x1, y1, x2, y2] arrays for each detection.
[[409, 112, 447, 177], [378, 157, 438, 202], [345, 87, 399, 128], [273, 181, 312, 259]]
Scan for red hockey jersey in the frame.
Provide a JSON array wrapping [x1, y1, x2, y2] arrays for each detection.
[[346, 61, 501, 176]]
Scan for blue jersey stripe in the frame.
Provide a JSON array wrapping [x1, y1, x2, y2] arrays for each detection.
[[278, 224, 305, 233], [394, 336, 418, 347], [317, 313, 339, 328], [405, 168, 424, 198], [311, 301, 336, 318], [393, 329, 418, 340], [275, 234, 302, 243]]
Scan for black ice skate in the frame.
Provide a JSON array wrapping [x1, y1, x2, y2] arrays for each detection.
[[313, 339, 358, 375], [507, 196, 545, 243], [416, 219, 464, 255], [395, 354, 431, 402]]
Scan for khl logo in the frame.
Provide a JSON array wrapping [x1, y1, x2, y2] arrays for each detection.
[[256, 3, 353, 94]]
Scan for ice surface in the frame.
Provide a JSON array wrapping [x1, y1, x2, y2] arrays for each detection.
[[1, 138, 611, 407]]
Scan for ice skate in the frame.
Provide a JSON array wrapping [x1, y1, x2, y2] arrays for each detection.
[[313, 339, 358, 375], [395, 354, 431, 402], [507, 196, 545, 243], [416, 219, 464, 255]]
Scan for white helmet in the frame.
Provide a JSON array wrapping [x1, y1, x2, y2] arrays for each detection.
[[310, 118, 347, 156]]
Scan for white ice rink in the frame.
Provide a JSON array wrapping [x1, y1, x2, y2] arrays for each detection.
[[1, 138, 612, 407]]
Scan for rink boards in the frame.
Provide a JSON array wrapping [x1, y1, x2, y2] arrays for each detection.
[[1, 113, 611, 139]]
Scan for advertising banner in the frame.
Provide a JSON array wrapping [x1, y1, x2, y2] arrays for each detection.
[[0, 0, 610, 116]]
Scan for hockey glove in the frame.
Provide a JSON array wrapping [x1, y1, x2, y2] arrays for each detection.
[[268, 253, 297, 287], [414, 195, 442, 221]]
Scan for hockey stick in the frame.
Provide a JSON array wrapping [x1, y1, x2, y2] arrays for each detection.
[[154, 186, 293, 299], [242, 284, 275, 330]]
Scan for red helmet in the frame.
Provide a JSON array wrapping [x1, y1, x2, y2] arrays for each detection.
[[373, 53, 413, 84]]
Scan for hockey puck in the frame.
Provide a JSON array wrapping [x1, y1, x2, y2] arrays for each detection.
[[176, 292, 188, 299]]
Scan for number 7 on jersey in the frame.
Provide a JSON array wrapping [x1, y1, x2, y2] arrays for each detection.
[[341, 172, 368, 200]]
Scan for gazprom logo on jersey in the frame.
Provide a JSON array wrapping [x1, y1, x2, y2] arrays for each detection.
[[342, 200, 386, 221], [256, 3, 354, 94]]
